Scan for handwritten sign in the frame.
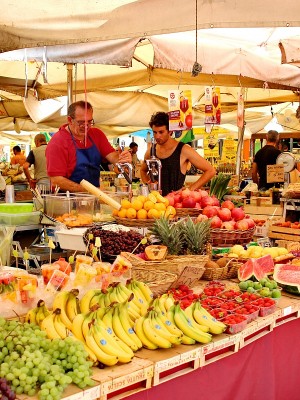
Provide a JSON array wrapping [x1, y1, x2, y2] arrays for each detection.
[[267, 164, 284, 183]]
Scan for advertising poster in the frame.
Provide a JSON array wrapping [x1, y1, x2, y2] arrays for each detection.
[[203, 130, 219, 158], [204, 86, 221, 125], [168, 89, 192, 131], [221, 137, 237, 162]]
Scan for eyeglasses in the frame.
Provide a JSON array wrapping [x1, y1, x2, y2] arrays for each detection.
[[72, 119, 95, 127]]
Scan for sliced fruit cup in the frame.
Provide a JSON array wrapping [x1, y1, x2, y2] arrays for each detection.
[[234, 304, 260, 323], [200, 296, 225, 309], [251, 298, 277, 317], [209, 307, 231, 320], [217, 289, 242, 301], [234, 292, 261, 305], [221, 314, 248, 334]]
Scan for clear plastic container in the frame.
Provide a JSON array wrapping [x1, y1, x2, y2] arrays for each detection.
[[17, 274, 38, 304], [0, 211, 40, 225], [251, 298, 277, 317], [75, 254, 93, 273], [45, 269, 70, 293], [73, 263, 97, 286], [222, 314, 248, 334], [234, 304, 260, 323]]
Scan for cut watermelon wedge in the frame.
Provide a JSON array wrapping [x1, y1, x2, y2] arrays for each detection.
[[238, 255, 274, 281]]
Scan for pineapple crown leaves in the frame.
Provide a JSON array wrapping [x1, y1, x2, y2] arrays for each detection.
[[149, 216, 183, 255], [180, 216, 211, 255]]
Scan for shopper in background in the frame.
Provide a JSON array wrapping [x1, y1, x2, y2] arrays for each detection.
[[140, 111, 216, 196], [23, 133, 50, 190], [129, 142, 140, 182], [252, 130, 281, 190], [11, 145, 26, 166], [46, 101, 131, 192]]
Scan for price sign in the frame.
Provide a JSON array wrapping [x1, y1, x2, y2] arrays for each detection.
[[267, 164, 284, 183]]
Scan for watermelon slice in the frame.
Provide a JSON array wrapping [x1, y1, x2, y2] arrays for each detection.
[[238, 255, 274, 281], [273, 263, 300, 295]]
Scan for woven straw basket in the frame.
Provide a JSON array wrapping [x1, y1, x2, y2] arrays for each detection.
[[210, 227, 255, 247], [202, 258, 243, 281], [122, 252, 207, 289], [175, 208, 202, 218], [113, 217, 156, 227], [131, 268, 178, 296]]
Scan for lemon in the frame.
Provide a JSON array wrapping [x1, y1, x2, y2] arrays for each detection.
[[121, 199, 132, 209], [147, 193, 157, 203]]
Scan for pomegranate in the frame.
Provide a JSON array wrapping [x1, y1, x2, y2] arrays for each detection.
[[231, 207, 245, 221], [182, 197, 196, 208], [217, 208, 232, 222], [202, 205, 219, 218], [196, 214, 209, 222], [195, 202, 201, 209], [181, 188, 191, 199], [235, 219, 249, 231], [210, 215, 222, 229], [165, 194, 175, 206], [173, 193, 182, 204], [221, 200, 235, 210], [245, 217, 255, 229], [191, 190, 202, 202], [211, 195, 220, 207], [200, 190, 209, 197], [221, 221, 235, 230], [201, 196, 215, 208], [174, 202, 183, 208]]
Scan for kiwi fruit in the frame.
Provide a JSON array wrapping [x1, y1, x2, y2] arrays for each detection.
[[205, 260, 221, 269]]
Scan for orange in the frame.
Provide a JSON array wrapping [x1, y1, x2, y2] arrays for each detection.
[[165, 205, 176, 218], [131, 199, 144, 211], [136, 195, 147, 204], [143, 200, 155, 211], [112, 208, 119, 216], [126, 207, 137, 219], [137, 209, 148, 219], [148, 208, 160, 219], [154, 202, 166, 212], [118, 208, 127, 218], [121, 199, 132, 209]]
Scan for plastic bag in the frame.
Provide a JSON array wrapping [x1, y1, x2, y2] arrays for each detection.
[[0, 226, 15, 266]]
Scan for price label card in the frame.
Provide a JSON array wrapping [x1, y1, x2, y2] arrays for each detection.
[[267, 164, 284, 183]]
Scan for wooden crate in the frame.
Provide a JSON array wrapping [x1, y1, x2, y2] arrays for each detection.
[[273, 296, 300, 327], [92, 358, 153, 400], [239, 315, 275, 348], [244, 204, 282, 220], [268, 225, 300, 242], [199, 333, 240, 367], [250, 196, 272, 206], [134, 344, 201, 386]]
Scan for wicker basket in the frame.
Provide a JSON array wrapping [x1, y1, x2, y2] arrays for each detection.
[[210, 227, 255, 247], [131, 268, 178, 296], [113, 217, 156, 227], [122, 252, 207, 288], [175, 208, 202, 218], [202, 258, 243, 281]]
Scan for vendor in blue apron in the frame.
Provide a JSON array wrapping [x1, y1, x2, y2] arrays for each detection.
[[46, 101, 131, 192]]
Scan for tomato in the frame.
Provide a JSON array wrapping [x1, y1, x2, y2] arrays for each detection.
[[185, 114, 193, 129]]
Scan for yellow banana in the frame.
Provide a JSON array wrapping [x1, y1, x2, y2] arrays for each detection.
[[67, 335, 98, 365], [52, 291, 73, 330], [35, 300, 50, 327], [193, 302, 226, 335], [173, 304, 212, 344], [92, 323, 133, 363], [102, 306, 114, 330], [155, 310, 183, 337], [164, 294, 175, 311], [126, 281, 148, 311], [40, 312, 61, 339], [25, 307, 38, 325], [53, 309, 68, 339], [134, 316, 158, 350], [149, 311, 181, 345], [71, 312, 86, 342], [181, 335, 196, 345], [80, 289, 102, 313], [184, 303, 210, 333], [142, 312, 172, 349], [118, 303, 143, 349], [157, 295, 168, 315], [65, 290, 80, 322], [85, 331, 119, 366], [112, 307, 139, 351], [134, 280, 153, 303], [81, 311, 96, 340]]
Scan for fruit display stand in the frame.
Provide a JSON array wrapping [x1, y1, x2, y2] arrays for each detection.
[[268, 220, 300, 242]]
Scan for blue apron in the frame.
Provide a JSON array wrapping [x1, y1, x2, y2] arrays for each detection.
[[69, 133, 101, 187]]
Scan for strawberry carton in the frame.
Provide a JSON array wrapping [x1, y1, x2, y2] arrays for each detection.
[[234, 304, 260, 323], [220, 300, 239, 312], [209, 307, 230, 320], [200, 296, 225, 309], [234, 292, 261, 304], [221, 313, 248, 334], [251, 297, 277, 317], [218, 289, 242, 301], [202, 284, 225, 298]]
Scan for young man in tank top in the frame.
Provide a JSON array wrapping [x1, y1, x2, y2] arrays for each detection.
[[140, 112, 216, 196]]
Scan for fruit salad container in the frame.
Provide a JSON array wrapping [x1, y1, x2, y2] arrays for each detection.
[[234, 291, 261, 304], [45, 269, 70, 293], [234, 304, 260, 323], [200, 296, 225, 309], [17, 274, 38, 305], [209, 307, 230, 320], [251, 298, 277, 317], [221, 314, 248, 334], [73, 263, 97, 286]]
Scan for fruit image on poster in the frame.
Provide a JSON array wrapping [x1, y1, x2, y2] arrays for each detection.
[[204, 86, 221, 125], [168, 89, 192, 131], [203, 130, 219, 158], [221, 137, 237, 162]]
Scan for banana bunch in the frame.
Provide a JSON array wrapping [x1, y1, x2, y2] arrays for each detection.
[[40, 308, 68, 340], [150, 293, 175, 315], [126, 279, 153, 317], [172, 303, 212, 344], [191, 301, 227, 335], [71, 303, 135, 365], [25, 299, 50, 327], [52, 289, 81, 330]]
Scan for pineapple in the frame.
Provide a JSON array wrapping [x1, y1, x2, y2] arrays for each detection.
[[149, 216, 183, 255], [181, 217, 211, 255]]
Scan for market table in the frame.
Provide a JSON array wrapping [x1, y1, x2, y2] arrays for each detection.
[[126, 317, 300, 400]]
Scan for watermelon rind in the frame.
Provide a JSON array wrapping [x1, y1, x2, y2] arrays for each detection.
[[273, 264, 300, 295], [277, 284, 300, 295]]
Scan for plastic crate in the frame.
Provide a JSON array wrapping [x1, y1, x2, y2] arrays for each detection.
[[0, 211, 40, 225], [0, 203, 34, 213]]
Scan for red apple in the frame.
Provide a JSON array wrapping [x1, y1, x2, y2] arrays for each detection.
[[174, 202, 183, 208], [210, 215, 222, 229], [221, 221, 235, 230], [165, 194, 175, 206], [196, 214, 209, 222], [235, 219, 249, 231], [202, 205, 219, 218], [231, 207, 245, 221], [182, 197, 196, 208], [221, 200, 235, 210], [211, 195, 220, 207], [217, 208, 232, 222], [181, 188, 191, 199], [201, 196, 214, 208]]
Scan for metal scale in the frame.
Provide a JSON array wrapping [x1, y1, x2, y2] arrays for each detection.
[[276, 152, 296, 185], [115, 140, 133, 200], [145, 137, 162, 193]]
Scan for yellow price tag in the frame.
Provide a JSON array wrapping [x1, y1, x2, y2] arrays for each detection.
[[12, 249, 19, 258], [48, 240, 55, 249], [88, 233, 94, 240], [95, 237, 101, 247], [141, 238, 147, 245], [68, 255, 74, 264]]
